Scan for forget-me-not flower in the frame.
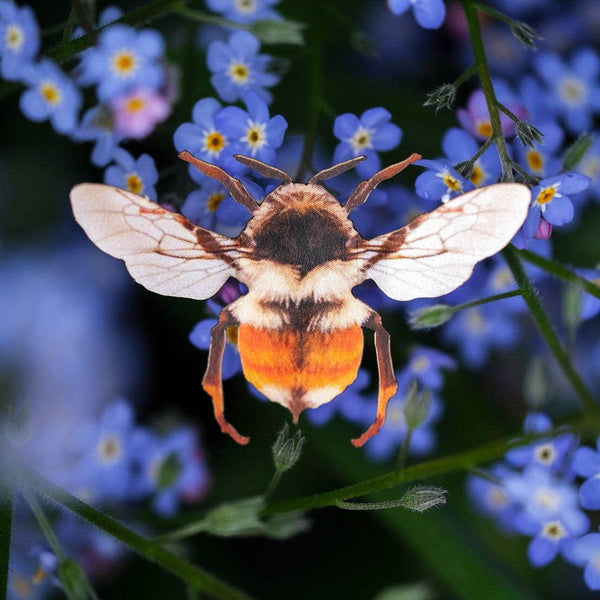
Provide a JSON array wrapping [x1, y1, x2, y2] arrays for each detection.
[[104, 149, 159, 201], [333, 107, 402, 179], [0, 1, 39, 81]]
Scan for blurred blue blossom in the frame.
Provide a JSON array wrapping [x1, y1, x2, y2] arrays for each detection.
[[570, 533, 600, 590], [19, 59, 82, 134], [534, 47, 600, 134], [207, 31, 280, 104], [387, 0, 446, 30], [104, 149, 159, 201], [572, 437, 600, 510], [73, 105, 125, 167], [77, 24, 165, 101], [110, 86, 171, 140], [218, 90, 287, 163], [131, 426, 210, 517], [333, 107, 402, 179], [396, 346, 456, 391], [206, 0, 281, 23], [0, 0, 39, 81]]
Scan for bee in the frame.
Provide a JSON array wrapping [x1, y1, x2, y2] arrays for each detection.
[[70, 150, 530, 446]]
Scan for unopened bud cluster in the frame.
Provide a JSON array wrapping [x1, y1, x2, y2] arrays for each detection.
[[272, 424, 305, 473]]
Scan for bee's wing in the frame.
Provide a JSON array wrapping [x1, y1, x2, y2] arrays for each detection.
[[70, 183, 242, 300], [358, 183, 530, 301]]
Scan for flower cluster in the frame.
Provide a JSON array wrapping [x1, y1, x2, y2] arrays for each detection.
[[469, 413, 600, 590]]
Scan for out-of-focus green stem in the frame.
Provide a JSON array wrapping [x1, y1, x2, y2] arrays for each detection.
[[503, 246, 599, 416]]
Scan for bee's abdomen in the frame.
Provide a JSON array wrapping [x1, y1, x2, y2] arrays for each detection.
[[238, 324, 364, 420]]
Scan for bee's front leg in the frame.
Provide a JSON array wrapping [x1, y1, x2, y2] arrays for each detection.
[[351, 310, 398, 447], [202, 308, 250, 445]]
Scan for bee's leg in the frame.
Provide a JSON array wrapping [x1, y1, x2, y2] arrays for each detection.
[[352, 311, 398, 447], [202, 308, 250, 445]]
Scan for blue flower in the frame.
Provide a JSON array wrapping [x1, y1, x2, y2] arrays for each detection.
[[505, 413, 577, 474], [174, 97, 241, 174], [574, 268, 600, 321], [72, 105, 125, 167], [396, 346, 456, 392], [577, 136, 600, 203], [333, 107, 402, 178], [570, 533, 600, 590], [207, 31, 280, 104], [522, 172, 591, 239], [0, 1, 39, 81], [534, 47, 600, 134], [75, 399, 137, 502], [189, 300, 242, 380], [131, 426, 210, 517], [440, 128, 501, 188], [415, 159, 474, 203], [19, 59, 82, 134], [104, 149, 159, 201], [206, 0, 281, 23], [217, 91, 287, 164], [77, 24, 165, 101], [387, 0, 446, 29], [182, 177, 258, 237], [572, 437, 600, 510]]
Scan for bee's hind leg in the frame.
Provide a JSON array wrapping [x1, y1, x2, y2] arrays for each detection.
[[202, 308, 250, 445]]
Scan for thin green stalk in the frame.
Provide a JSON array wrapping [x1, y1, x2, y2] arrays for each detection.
[[453, 289, 522, 312], [518, 248, 600, 300], [395, 429, 413, 472], [262, 430, 543, 516], [263, 470, 284, 503], [21, 467, 255, 600], [21, 486, 68, 562], [503, 246, 599, 415], [0, 490, 12, 600], [460, 0, 514, 181]]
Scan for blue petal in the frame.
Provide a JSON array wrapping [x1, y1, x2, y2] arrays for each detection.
[[387, 0, 411, 15], [572, 446, 600, 477], [528, 536, 558, 567], [360, 107, 391, 129], [413, 0, 446, 29], [580, 477, 600, 510], [19, 88, 49, 121], [189, 319, 217, 350], [206, 40, 231, 72], [334, 113, 361, 141], [372, 122, 402, 151]]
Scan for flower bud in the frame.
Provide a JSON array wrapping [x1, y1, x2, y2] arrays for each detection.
[[251, 19, 305, 45], [409, 304, 454, 329], [272, 424, 305, 473], [423, 83, 456, 112], [403, 381, 432, 430], [399, 486, 447, 513]]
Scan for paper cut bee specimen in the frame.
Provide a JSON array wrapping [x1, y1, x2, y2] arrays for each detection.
[[70, 150, 530, 447]]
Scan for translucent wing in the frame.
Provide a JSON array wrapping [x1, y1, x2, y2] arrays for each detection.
[[359, 183, 530, 301], [70, 183, 242, 300]]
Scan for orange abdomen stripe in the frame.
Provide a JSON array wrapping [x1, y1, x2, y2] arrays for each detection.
[[238, 325, 364, 395]]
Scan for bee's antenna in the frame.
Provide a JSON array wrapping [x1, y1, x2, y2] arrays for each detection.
[[179, 151, 260, 213], [344, 153, 422, 214], [234, 154, 293, 184], [309, 156, 366, 185]]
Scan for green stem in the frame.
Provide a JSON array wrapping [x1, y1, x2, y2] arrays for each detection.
[[460, 0, 514, 181], [263, 470, 284, 503], [22, 467, 255, 600], [503, 246, 599, 415], [49, 0, 190, 63], [21, 486, 68, 562], [178, 8, 248, 30], [262, 431, 540, 516], [518, 248, 600, 300], [452, 289, 522, 313], [395, 429, 413, 472], [0, 489, 12, 600]]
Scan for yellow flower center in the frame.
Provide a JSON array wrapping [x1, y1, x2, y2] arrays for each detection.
[[412, 355, 430, 374], [97, 435, 122, 464], [32, 566, 49, 585], [559, 76, 586, 107], [235, 0, 257, 14], [470, 163, 487, 186], [535, 487, 560, 511], [126, 173, 144, 194], [443, 172, 462, 192], [40, 81, 62, 106], [350, 127, 373, 153], [227, 325, 239, 345], [229, 62, 250, 83], [208, 192, 226, 212], [244, 121, 267, 154], [542, 520, 567, 540], [204, 131, 227, 155], [476, 121, 493, 138], [488, 487, 508, 508], [6, 24, 24, 51], [534, 443, 556, 465], [11, 574, 33, 598], [527, 150, 544, 173], [387, 404, 405, 427], [582, 156, 600, 180], [112, 50, 138, 77], [126, 97, 146, 113], [466, 308, 486, 333], [491, 267, 514, 292], [537, 186, 556, 205]]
